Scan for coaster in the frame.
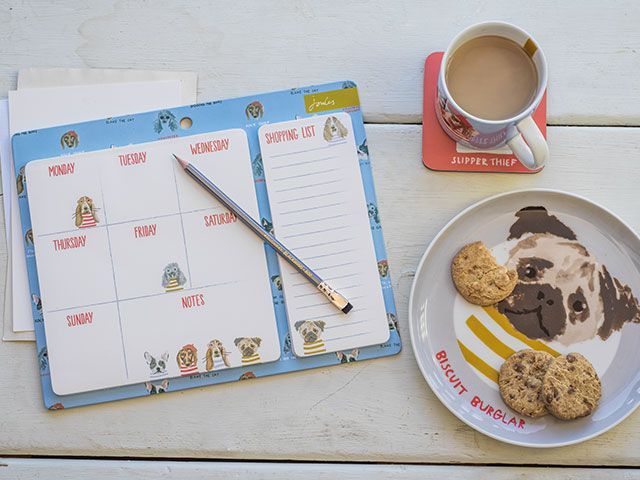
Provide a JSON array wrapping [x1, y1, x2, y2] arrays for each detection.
[[422, 52, 547, 173]]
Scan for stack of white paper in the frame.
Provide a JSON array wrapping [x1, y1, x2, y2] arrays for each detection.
[[1, 68, 198, 341]]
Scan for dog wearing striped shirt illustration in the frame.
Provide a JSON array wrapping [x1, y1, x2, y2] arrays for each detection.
[[205, 339, 231, 371], [176, 344, 199, 376], [294, 320, 326, 355], [162, 263, 187, 292], [74, 196, 99, 228], [234, 337, 262, 365]]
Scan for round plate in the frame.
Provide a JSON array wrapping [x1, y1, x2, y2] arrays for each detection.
[[409, 189, 640, 447]]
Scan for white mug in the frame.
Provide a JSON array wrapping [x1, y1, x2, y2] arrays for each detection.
[[436, 21, 549, 170]]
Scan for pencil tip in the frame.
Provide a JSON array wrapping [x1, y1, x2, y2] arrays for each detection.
[[173, 154, 188, 169], [342, 303, 353, 314]]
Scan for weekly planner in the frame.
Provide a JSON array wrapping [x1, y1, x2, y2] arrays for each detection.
[[12, 82, 401, 408]]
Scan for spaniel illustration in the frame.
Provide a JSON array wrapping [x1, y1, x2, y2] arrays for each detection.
[[245, 101, 264, 120], [16, 166, 25, 195], [144, 351, 169, 379], [323, 116, 348, 142], [497, 206, 640, 344], [234, 337, 262, 365], [294, 320, 326, 355], [162, 263, 187, 292], [60, 130, 79, 149], [378, 260, 389, 278], [205, 339, 231, 371], [145, 379, 169, 395], [176, 344, 198, 376], [74, 196, 99, 228], [154, 110, 178, 133]]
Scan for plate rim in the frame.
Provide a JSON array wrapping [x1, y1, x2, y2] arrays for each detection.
[[408, 188, 640, 448]]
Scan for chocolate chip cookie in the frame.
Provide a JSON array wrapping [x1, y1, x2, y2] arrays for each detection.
[[499, 349, 554, 418], [542, 353, 601, 420], [451, 241, 518, 306]]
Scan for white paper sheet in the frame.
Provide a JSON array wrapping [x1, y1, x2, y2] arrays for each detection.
[[8, 80, 184, 333], [259, 113, 390, 356], [18, 67, 197, 105], [25, 130, 279, 395]]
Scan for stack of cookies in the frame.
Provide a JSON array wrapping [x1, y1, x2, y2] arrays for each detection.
[[499, 350, 601, 420], [451, 241, 602, 420]]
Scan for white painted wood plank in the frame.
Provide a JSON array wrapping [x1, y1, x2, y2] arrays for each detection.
[[1, 458, 639, 480], [0, 0, 639, 125], [0, 125, 640, 464]]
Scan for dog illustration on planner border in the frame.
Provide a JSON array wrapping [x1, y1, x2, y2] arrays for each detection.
[[205, 339, 231, 371], [367, 202, 380, 225], [60, 130, 79, 149], [162, 263, 187, 292], [234, 337, 262, 365], [176, 344, 199, 376], [25, 228, 33, 247], [154, 110, 178, 133], [336, 349, 359, 363], [322, 116, 348, 142], [74, 196, 99, 228], [245, 101, 264, 120], [378, 260, 389, 278], [145, 379, 169, 395], [144, 351, 169, 380], [294, 320, 326, 355], [16, 166, 25, 196], [496, 206, 640, 345]]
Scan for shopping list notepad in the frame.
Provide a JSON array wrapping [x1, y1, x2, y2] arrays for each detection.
[[259, 113, 390, 357], [26, 130, 280, 395]]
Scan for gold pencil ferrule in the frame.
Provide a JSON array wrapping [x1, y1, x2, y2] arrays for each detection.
[[317, 281, 350, 311]]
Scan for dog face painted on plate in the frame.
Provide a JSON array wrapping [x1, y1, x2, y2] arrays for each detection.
[[497, 207, 640, 345], [294, 320, 325, 344]]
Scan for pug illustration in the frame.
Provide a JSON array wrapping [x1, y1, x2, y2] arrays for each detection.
[[234, 337, 262, 365], [144, 351, 169, 379], [497, 206, 640, 345], [323, 116, 348, 142], [205, 339, 231, 371], [378, 260, 389, 278], [176, 344, 199, 376], [162, 263, 187, 292], [294, 320, 326, 355]]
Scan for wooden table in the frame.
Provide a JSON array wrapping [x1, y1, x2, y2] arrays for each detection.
[[1, 1, 640, 477]]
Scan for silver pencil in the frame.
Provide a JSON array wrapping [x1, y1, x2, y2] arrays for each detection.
[[173, 154, 353, 314]]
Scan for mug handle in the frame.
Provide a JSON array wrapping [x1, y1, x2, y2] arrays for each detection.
[[506, 116, 549, 170]]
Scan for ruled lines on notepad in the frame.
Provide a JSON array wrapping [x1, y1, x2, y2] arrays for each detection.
[[259, 113, 390, 357]]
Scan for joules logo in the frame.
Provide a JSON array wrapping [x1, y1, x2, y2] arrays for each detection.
[[303, 87, 359, 113]]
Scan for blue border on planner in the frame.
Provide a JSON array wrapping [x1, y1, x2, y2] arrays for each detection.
[[12, 81, 401, 409]]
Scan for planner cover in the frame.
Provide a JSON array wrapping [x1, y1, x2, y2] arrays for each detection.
[[12, 81, 401, 409]]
